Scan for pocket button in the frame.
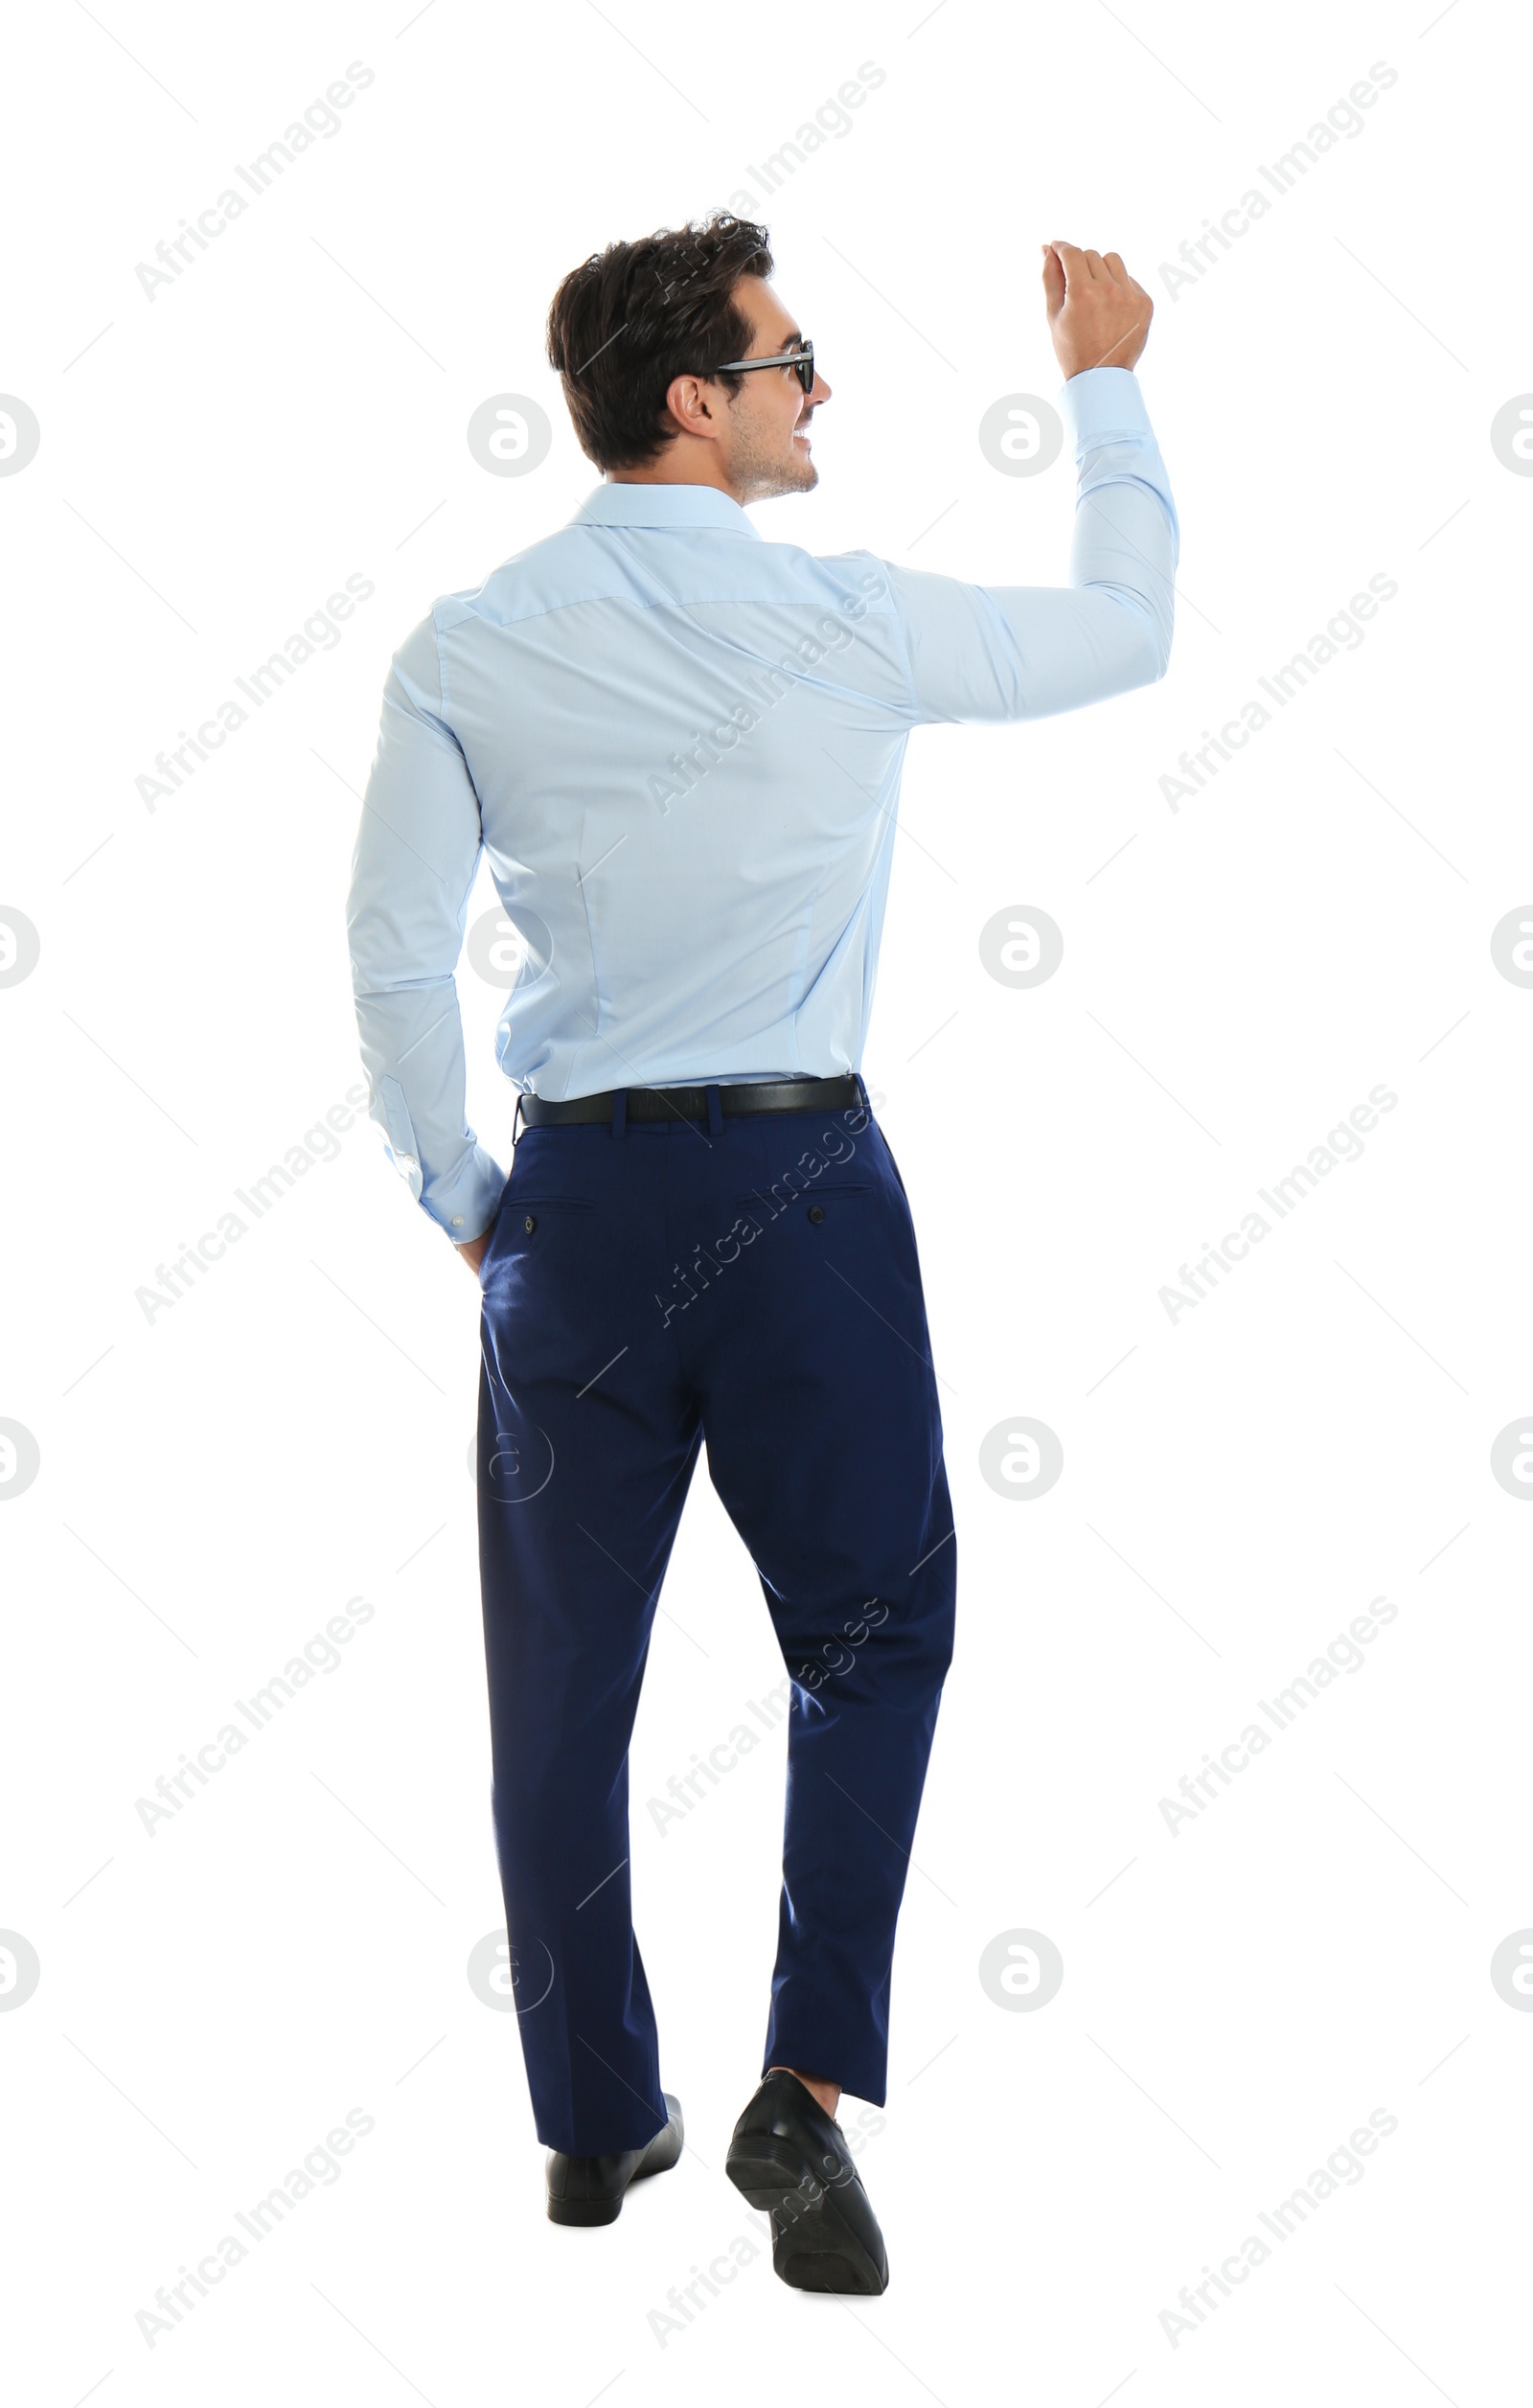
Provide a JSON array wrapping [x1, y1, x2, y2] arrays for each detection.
[[523, 1214, 537, 1233], [808, 1204, 825, 1224]]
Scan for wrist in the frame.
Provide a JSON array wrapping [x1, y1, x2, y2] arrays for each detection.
[[1058, 357, 1141, 383]]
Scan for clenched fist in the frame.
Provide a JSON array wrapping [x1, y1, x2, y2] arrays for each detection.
[[1042, 241, 1153, 380]]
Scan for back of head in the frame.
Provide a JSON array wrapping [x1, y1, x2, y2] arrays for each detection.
[[546, 213, 773, 473]]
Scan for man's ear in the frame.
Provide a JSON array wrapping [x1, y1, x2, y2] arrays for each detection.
[[665, 374, 720, 439]]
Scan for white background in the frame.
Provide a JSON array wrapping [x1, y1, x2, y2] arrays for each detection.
[[3, 2, 1528, 2400]]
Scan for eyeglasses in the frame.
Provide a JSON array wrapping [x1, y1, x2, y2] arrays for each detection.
[[706, 339, 814, 394]]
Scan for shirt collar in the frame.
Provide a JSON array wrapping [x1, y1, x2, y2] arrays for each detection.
[[567, 481, 762, 539]]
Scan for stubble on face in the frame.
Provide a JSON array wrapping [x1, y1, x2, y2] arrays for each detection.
[[722, 394, 817, 502]]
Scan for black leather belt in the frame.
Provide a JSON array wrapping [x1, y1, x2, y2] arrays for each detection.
[[519, 1075, 861, 1126]]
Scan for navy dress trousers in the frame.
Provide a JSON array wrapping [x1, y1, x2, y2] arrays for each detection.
[[475, 1081, 955, 2156]]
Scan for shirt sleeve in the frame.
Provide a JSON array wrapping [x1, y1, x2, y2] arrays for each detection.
[[875, 364, 1179, 724], [345, 609, 506, 1246]]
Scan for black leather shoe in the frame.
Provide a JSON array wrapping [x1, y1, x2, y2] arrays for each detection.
[[725, 2071, 888, 2293], [545, 2092, 683, 2226]]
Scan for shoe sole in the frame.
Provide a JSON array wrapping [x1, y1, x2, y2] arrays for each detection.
[[546, 2191, 624, 2228], [725, 2138, 888, 2294]]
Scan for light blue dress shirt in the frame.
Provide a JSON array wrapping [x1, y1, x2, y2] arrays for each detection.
[[345, 363, 1178, 1244]]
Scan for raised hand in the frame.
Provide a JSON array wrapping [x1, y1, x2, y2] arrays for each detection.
[[1041, 241, 1154, 379]]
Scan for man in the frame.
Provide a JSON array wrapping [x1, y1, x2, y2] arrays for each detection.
[[346, 215, 1175, 2294]]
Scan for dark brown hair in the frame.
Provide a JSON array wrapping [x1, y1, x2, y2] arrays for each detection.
[[545, 213, 774, 472]]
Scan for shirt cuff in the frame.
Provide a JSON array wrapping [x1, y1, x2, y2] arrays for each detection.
[[426, 1144, 507, 1246], [1058, 364, 1152, 449]]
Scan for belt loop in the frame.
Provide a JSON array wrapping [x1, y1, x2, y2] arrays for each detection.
[[853, 1071, 872, 1132], [611, 1087, 628, 1140], [705, 1081, 724, 1138]]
